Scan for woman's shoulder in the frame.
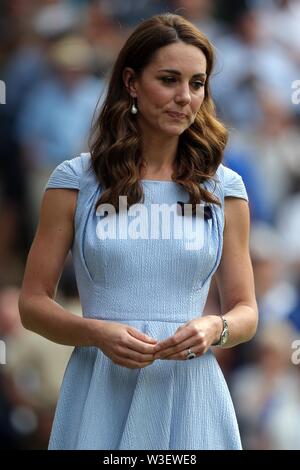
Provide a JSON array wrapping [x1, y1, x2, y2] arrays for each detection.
[[214, 163, 249, 202], [45, 153, 95, 191]]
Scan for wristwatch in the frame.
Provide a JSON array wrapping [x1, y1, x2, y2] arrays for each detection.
[[212, 315, 229, 347]]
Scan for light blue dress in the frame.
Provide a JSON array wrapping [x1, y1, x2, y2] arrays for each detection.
[[46, 153, 248, 450]]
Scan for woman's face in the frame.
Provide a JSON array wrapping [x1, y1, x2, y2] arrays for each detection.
[[124, 41, 207, 138]]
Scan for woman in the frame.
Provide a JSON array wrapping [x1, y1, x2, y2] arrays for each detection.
[[19, 13, 258, 450]]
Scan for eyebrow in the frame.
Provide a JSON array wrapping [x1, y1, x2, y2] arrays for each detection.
[[158, 69, 207, 78]]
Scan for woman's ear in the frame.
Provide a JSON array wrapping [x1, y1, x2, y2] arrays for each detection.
[[122, 67, 137, 97]]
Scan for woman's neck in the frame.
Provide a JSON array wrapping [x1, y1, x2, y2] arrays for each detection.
[[140, 132, 179, 178]]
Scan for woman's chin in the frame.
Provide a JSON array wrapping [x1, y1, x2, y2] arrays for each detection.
[[160, 124, 187, 137]]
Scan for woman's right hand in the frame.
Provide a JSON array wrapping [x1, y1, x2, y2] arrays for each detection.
[[92, 320, 158, 369]]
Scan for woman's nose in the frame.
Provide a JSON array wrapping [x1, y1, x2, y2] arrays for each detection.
[[174, 84, 191, 105]]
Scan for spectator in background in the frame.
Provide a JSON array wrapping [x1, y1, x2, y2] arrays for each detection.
[[250, 222, 300, 329], [237, 89, 300, 223], [16, 34, 104, 226], [98, 0, 170, 27], [276, 191, 300, 332], [231, 321, 300, 449], [211, 3, 298, 129], [0, 2, 84, 282], [258, 0, 300, 68], [169, 0, 226, 41], [0, 285, 79, 448]]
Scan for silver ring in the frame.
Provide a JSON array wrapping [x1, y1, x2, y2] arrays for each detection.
[[186, 348, 196, 360]]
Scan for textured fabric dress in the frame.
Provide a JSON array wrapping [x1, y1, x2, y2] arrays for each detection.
[[46, 153, 248, 450]]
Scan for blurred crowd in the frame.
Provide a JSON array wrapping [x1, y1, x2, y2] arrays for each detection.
[[0, 0, 300, 450]]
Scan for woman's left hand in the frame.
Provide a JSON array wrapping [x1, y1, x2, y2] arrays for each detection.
[[153, 315, 222, 361]]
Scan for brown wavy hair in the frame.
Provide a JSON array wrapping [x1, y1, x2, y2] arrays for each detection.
[[89, 13, 228, 213]]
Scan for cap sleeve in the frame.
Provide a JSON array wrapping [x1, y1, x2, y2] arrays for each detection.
[[220, 164, 248, 202], [45, 156, 84, 190]]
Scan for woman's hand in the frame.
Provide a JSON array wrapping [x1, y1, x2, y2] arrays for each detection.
[[153, 315, 223, 361], [93, 320, 158, 369]]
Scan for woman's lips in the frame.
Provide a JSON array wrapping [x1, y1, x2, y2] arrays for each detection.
[[166, 111, 187, 120]]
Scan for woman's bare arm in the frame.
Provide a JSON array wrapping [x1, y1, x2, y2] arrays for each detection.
[[213, 197, 258, 347], [18, 188, 99, 346]]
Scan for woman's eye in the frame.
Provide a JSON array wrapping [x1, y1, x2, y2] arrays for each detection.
[[161, 76, 177, 84], [161, 77, 205, 90], [192, 81, 205, 90]]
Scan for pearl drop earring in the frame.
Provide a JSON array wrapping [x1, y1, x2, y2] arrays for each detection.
[[131, 98, 138, 115]]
